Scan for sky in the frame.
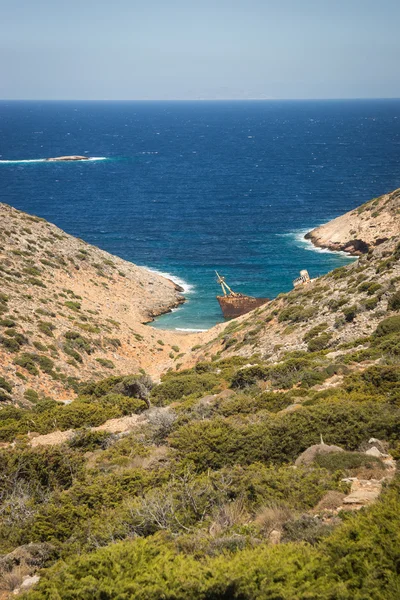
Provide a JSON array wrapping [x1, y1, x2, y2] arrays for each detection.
[[1, 0, 399, 100]]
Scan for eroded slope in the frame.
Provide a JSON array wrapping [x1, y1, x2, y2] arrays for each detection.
[[0, 204, 200, 404]]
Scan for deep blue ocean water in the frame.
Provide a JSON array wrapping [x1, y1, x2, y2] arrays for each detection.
[[1, 100, 399, 330]]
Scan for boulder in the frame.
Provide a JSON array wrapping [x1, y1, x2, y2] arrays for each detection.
[[45, 155, 89, 161], [295, 442, 344, 466], [359, 438, 389, 455], [17, 574, 40, 592], [365, 446, 387, 459]]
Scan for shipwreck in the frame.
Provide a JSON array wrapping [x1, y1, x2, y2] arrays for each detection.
[[215, 271, 269, 319]]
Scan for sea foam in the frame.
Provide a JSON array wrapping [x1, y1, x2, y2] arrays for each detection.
[[280, 229, 355, 259], [0, 157, 107, 164], [144, 267, 195, 295]]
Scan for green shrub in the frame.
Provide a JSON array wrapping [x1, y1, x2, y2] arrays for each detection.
[[231, 365, 269, 389], [328, 297, 348, 311], [358, 281, 372, 293], [38, 320, 56, 337], [315, 451, 384, 473], [64, 301, 81, 312], [95, 358, 115, 369], [0, 377, 12, 394], [68, 429, 113, 451], [106, 337, 121, 348], [33, 340, 47, 351], [343, 305, 358, 322], [282, 514, 335, 544], [278, 305, 316, 323], [64, 331, 92, 353], [0, 336, 21, 352], [23, 266, 41, 276], [4, 330, 28, 346], [364, 296, 379, 310], [151, 372, 221, 405], [268, 358, 317, 390], [13, 353, 39, 375], [64, 345, 83, 363], [303, 323, 328, 342], [330, 266, 348, 279], [77, 323, 101, 333], [388, 291, 400, 311], [28, 277, 46, 288], [375, 315, 400, 337], [358, 281, 381, 296], [13, 353, 54, 376], [307, 332, 333, 352], [36, 355, 54, 374], [0, 389, 11, 402], [24, 388, 39, 402], [366, 282, 382, 296], [0, 318, 16, 328], [343, 365, 400, 402]]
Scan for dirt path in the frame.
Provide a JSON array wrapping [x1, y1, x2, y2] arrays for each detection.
[[26, 413, 149, 448]]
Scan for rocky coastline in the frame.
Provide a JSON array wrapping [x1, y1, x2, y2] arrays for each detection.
[[305, 188, 400, 255]]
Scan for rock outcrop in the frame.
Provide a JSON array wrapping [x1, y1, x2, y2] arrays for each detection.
[[305, 188, 400, 255], [295, 442, 344, 466], [45, 156, 89, 161]]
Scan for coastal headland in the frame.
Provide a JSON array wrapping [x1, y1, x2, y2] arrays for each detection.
[[0, 203, 203, 404], [305, 188, 400, 255]]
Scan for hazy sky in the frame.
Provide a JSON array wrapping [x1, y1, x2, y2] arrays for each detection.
[[1, 0, 399, 100]]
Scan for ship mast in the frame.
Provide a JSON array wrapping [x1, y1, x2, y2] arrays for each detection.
[[215, 271, 238, 297]]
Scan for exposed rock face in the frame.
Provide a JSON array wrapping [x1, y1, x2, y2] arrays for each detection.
[[342, 479, 383, 508], [305, 188, 400, 255], [45, 156, 89, 161]]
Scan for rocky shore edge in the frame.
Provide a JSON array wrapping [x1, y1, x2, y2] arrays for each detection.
[[305, 187, 400, 256]]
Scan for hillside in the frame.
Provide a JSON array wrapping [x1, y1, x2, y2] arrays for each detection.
[[305, 187, 400, 255], [190, 234, 400, 370], [0, 203, 202, 405], [0, 193, 399, 598]]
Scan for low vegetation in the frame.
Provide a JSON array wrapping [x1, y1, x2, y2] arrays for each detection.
[[0, 308, 395, 596], [0, 202, 399, 597]]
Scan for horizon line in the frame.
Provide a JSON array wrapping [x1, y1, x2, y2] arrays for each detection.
[[1, 97, 400, 102]]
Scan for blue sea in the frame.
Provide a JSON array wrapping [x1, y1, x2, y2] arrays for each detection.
[[1, 100, 399, 330]]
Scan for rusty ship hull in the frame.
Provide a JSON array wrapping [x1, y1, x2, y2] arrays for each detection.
[[217, 295, 269, 319]]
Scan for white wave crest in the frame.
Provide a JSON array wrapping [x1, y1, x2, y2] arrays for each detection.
[[282, 229, 355, 259], [0, 159, 47, 164], [143, 267, 195, 294], [0, 157, 107, 164]]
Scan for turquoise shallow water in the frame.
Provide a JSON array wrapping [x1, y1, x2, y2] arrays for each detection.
[[0, 100, 399, 330]]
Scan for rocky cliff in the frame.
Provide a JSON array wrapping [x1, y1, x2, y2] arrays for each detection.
[[305, 188, 400, 255]]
